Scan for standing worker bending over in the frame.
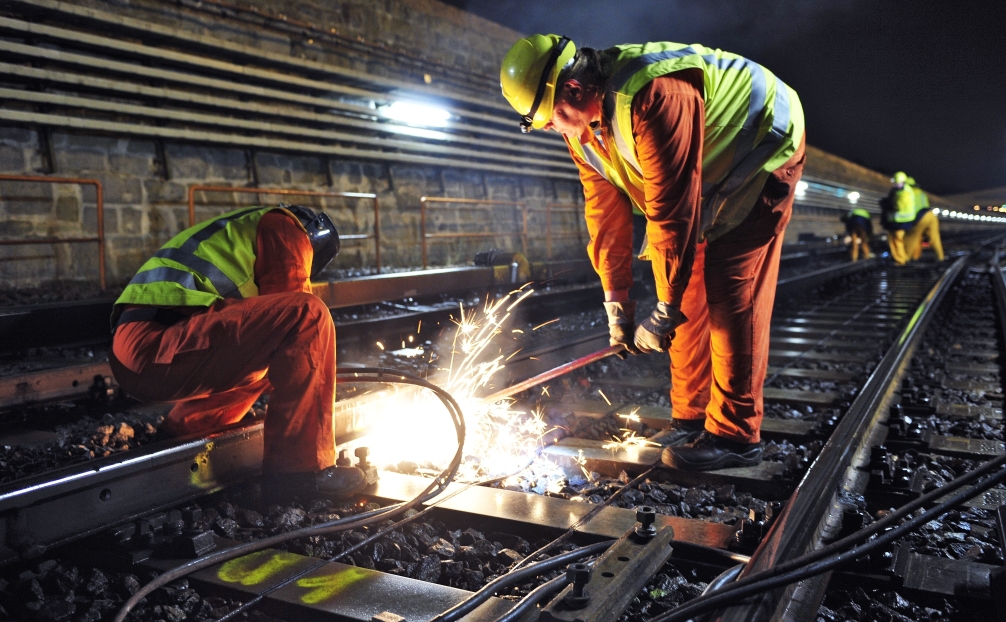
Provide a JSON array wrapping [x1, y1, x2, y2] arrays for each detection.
[[109, 205, 371, 501], [842, 207, 873, 261], [501, 36, 805, 470]]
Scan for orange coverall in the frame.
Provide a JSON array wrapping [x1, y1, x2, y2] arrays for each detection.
[[110, 211, 336, 474], [571, 70, 806, 444]]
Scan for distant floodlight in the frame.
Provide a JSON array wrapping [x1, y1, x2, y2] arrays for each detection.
[[941, 209, 949, 216], [847, 191, 861, 204], [795, 180, 808, 196], [381, 101, 451, 127]]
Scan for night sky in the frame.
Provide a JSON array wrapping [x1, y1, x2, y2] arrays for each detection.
[[446, 0, 1006, 196]]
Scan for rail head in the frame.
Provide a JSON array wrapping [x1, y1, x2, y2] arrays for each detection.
[[713, 254, 970, 622]]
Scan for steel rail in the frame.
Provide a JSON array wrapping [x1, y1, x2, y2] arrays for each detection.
[[712, 254, 969, 622]]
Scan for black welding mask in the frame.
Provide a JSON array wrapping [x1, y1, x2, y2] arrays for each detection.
[[281, 205, 340, 278]]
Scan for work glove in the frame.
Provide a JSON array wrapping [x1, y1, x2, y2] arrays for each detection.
[[634, 302, 687, 353], [603, 300, 639, 359]]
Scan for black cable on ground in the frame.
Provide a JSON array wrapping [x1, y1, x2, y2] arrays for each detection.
[[430, 540, 612, 622], [492, 570, 569, 622], [662, 449, 1006, 622], [647, 460, 1006, 622], [114, 367, 466, 622], [214, 473, 514, 622], [509, 464, 657, 572]]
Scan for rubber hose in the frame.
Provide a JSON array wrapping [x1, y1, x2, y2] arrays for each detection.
[[114, 367, 466, 622], [492, 573, 569, 622], [654, 450, 1006, 621], [648, 462, 1006, 622], [431, 540, 613, 622]]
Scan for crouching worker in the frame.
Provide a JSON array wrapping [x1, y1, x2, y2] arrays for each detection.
[[904, 179, 944, 262], [109, 205, 372, 501], [501, 36, 805, 471], [842, 208, 873, 261]]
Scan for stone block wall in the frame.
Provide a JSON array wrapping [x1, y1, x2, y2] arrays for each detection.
[[0, 124, 584, 287]]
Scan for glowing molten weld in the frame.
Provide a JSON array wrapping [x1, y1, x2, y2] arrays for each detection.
[[359, 287, 571, 490]]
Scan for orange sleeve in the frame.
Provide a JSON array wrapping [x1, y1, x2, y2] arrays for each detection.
[[565, 136, 634, 297], [631, 70, 704, 306], [255, 210, 314, 295]]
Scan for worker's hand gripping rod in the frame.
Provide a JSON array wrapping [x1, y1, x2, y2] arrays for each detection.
[[481, 344, 625, 403]]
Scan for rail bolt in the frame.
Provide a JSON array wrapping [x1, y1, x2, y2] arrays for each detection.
[[336, 449, 352, 467], [563, 562, 591, 609], [355, 446, 371, 469], [635, 505, 657, 539]]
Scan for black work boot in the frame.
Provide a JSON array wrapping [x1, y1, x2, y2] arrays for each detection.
[[661, 432, 763, 471], [647, 418, 706, 447], [261, 466, 369, 506]]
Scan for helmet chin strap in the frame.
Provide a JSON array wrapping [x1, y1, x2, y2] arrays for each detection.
[[519, 36, 571, 133]]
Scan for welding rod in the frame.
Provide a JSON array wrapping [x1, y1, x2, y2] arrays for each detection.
[[482, 344, 624, 403]]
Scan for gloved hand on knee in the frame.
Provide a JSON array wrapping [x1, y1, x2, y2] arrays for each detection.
[[603, 301, 639, 359], [634, 302, 687, 353]]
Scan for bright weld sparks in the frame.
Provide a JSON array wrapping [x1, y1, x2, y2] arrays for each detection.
[[598, 390, 611, 406], [360, 288, 573, 490], [376, 341, 384, 351], [618, 408, 641, 424], [532, 318, 560, 331], [602, 429, 659, 453], [541, 386, 550, 397]]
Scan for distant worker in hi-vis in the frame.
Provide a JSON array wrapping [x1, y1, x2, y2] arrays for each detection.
[[841, 207, 873, 261], [904, 177, 944, 262], [501, 35, 805, 471], [882, 171, 916, 265], [109, 205, 374, 502]]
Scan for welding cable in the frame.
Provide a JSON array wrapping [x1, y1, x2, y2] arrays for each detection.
[[509, 464, 658, 573], [659, 449, 1006, 620], [491, 569, 570, 622], [700, 563, 744, 596], [115, 367, 466, 622], [646, 460, 1006, 622], [213, 473, 516, 622], [431, 540, 613, 622]]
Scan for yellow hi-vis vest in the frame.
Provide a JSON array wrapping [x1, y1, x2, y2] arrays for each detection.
[[113, 206, 302, 324], [568, 42, 805, 242], [912, 187, 930, 217], [892, 188, 917, 224], [848, 208, 871, 220]]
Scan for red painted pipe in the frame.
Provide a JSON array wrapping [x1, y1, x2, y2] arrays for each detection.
[[482, 344, 624, 403]]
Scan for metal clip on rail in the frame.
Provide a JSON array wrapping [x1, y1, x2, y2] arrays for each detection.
[[539, 506, 674, 622]]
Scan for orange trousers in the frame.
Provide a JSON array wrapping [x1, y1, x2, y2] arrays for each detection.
[[669, 143, 805, 444], [110, 292, 336, 474]]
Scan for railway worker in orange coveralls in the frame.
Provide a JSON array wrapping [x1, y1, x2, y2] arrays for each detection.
[[501, 36, 806, 470], [109, 205, 372, 500]]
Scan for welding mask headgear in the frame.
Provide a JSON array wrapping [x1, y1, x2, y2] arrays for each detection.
[[280, 205, 340, 278], [500, 34, 577, 133]]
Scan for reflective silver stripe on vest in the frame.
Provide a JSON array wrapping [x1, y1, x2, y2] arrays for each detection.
[[128, 266, 199, 290], [605, 48, 773, 175], [179, 206, 265, 254], [770, 77, 791, 138], [153, 248, 241, 298], [581, 143, 613, 182]]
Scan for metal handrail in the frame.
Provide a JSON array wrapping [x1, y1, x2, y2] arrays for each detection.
[[540, 202, 584, 259], [419, 197, 527, 268], [187, 185, 380, 272], [0, 173, 105, 290]]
